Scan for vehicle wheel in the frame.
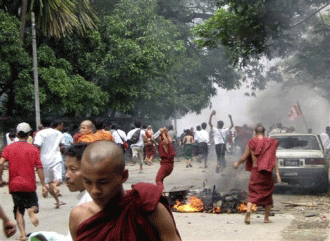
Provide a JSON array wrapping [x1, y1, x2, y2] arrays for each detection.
[[316, 174, 329, 193]]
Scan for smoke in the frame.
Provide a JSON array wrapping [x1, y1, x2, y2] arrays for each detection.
[[176, 86, 253, 135], [248, 83, 329, 134]]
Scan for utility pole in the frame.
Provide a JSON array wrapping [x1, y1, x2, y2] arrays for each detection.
[[31, 12, 41, 129]]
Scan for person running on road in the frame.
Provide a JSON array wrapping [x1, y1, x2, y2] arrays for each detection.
[[0, 122, 47, 240], [234, 126, 281, 224], [182, 130, 194, 168], [155, 127, 175, 189], [209, 110, 234, 173], [34, 118, 65, 208]]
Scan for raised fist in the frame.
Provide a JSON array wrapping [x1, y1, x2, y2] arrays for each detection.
[[228, 114, 232, 118], [211, 110, 216, 115]]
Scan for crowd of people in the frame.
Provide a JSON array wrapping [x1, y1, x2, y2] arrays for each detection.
[[0, 112, 329, 240], [0, 118, 181, 240]]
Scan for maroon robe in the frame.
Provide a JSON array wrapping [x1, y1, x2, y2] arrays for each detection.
[[245, 137, 278, 206], [76, 183, 180, 241], [156, 133, 175, 187], [144, 131, 156, 158]]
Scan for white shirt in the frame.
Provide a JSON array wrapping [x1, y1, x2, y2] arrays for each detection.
[[269, 128, 286, 136], [320, 133, 330, 150], [113, 129, 127, 144], [194, 131, 201, 143], [34, 128, 65, 167], [212, 127, 229, 145], [198, 130, 209, 143], [127, 128, 145, 147], [6, 133, 18, 145], [77, 189, 93, 205]]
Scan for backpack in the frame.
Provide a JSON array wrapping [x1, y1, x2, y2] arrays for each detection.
[[128, 129, 141, 144]]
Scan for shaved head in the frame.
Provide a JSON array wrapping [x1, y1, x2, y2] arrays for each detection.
[[81, 120, 93, 129], [255, 126, 266, 135], [80, 120, 94, 135], [81, 141, 128, 207], [82, 141, 125, 175]]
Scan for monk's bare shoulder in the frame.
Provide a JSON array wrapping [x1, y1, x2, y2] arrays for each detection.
[[69, 201, 100, 240]]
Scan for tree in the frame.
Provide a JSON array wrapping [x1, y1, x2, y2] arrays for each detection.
[[193, 0, 330, 65], [43, 0, 242, 119], [0, 10, 31, 116], [193, 0, 330, 98], [0, 0, 97, 41], [0, 10, 107, 116], [278, 14, 330, 100]]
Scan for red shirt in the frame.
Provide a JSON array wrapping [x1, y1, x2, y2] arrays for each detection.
[[2, 142, 43, 193]]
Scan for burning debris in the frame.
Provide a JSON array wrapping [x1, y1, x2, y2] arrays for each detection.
[[167, 186, 257, 214], [173, 196, 204, 212]]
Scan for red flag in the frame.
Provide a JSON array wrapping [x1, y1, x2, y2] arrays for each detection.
[[289, 103, 301, 121]]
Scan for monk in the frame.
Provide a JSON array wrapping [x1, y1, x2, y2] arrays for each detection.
[[155, 127, 175, 189], [75, 120, 99, 143], [93, 118, 114, 141], [69, 141, 181, 241], [234, 126, 281, 224]]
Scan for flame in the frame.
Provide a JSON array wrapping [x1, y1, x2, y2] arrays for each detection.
[[212, 206, 221, 213], [173, 196, 204, 212], [237, 203, 257, 212]]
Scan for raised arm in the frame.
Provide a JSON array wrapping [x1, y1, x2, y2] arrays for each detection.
[[228, 114, 234, 130], [148, 203, 181, 241], [209, 110, 216, 130], [161, 133, 169, 146]]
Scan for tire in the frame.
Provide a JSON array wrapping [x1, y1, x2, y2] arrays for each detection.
[[316, 173, 329, 193]]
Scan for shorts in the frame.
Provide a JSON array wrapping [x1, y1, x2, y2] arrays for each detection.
[[44, 162, 62, 183], [131, 146, 144, 165], [12, 192, 39, 218]]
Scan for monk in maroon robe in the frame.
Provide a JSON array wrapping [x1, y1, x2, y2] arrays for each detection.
[[156, 128, 175, 188], [69, 141, 181, 241], [234, 126, 281, 224]]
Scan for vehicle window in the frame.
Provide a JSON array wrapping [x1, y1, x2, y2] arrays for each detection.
[[273, 135, 321, 150]]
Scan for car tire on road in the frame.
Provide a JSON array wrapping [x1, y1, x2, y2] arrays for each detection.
[[316, 174, 329, 193]]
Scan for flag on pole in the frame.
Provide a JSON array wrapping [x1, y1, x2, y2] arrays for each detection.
[[289, 103, 302, 121]]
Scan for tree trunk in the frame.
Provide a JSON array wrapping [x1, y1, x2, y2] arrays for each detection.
[[20, 0, 28, 43], [6, 85, 15, 116]]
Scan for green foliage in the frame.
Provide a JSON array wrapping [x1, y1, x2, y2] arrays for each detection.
[[1, 0, 97, 38], [276, 14, 330, 99], [193, 0, 326, 65], [0, 0, 244, 118], [0, 10, 107, 116], [87, 0, 216, 118], [15, 45, 108, 115]]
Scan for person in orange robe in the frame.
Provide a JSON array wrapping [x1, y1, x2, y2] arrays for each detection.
[[93, 118, 114, 141], [234, 126, 281, 225], [69, 141, 181, 241], [76, 120, 99, 143]]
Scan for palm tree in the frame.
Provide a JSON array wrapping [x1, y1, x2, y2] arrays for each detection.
[[18, 0, 97, 41]]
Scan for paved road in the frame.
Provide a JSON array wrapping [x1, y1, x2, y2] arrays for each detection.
[[0, 153, 295, 240]]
